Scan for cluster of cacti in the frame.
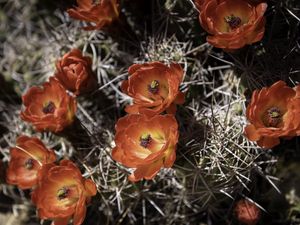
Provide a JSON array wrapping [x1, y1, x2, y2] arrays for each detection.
[[1, 0, 300, 225]]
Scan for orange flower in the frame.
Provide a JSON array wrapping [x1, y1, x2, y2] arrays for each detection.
[[112, 114, 178, 182], [6, 136, 56, 189], [121, 62, 185, 117], [234, 199, 260, 225], [55, 49, 97, 95], [244, 81, 300, 149], [195, 0, 267, 50], [20, 77, 77, 133], [67, 0, 119, 30], [31, 160, 97, 225]]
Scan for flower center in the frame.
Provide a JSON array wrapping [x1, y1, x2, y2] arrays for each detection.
[[264, 107, 282, 127], [148, 80, 160, 94], [225, 15, 242, 29], [43, 101, 56, 114], [24, 158, 34, 170], [57, 187, 69, 200], [140, 134, 152, 148]]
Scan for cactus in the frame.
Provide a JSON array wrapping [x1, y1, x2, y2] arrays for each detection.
[[1, 0, 300, 225]]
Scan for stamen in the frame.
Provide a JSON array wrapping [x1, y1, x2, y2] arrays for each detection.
[[43, 101, 56, 114], [140, 134, 152, 148], [24, 158, 34, 170], [57, 187, 69, 200], [265, 107, 282, 127], [148, 80, 160, 94], [225, 15, 242, 29]]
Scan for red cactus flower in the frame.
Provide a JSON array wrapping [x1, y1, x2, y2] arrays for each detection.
[[31, 160, 97, 225], [67, 0, 119, 30], [234, 199, 261, 225], [55, 49, 97, 95], [245, 81, 300, 148], [195, 0, 267, 50], [121, 62, 185, 117], [20, 77, 77, 133], [112, 114, 179, 182], [6, 136, 56, 189]]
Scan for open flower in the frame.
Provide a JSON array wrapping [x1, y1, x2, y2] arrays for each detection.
[[112, 114, 179, 182], [6, 136, 56, 189], [234, 199, 260, 225], [20, 77, 77, 133], [121, 62, 185, 117], [244, 81, 300, 149], [31, 160, 97, 225], [67, 0, 119, 30], [195, 0, 267, 50], [55, 49, 97, 95]]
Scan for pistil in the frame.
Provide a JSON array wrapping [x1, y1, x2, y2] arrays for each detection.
[[148, 80, 160, 94], [24, 158, 34, 170], [57, 187, 69, 200], [225, 15, 242, 29], [43, 101, 56, 114], [140, 134, 152, 148], [265, 107, 282, 127]]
